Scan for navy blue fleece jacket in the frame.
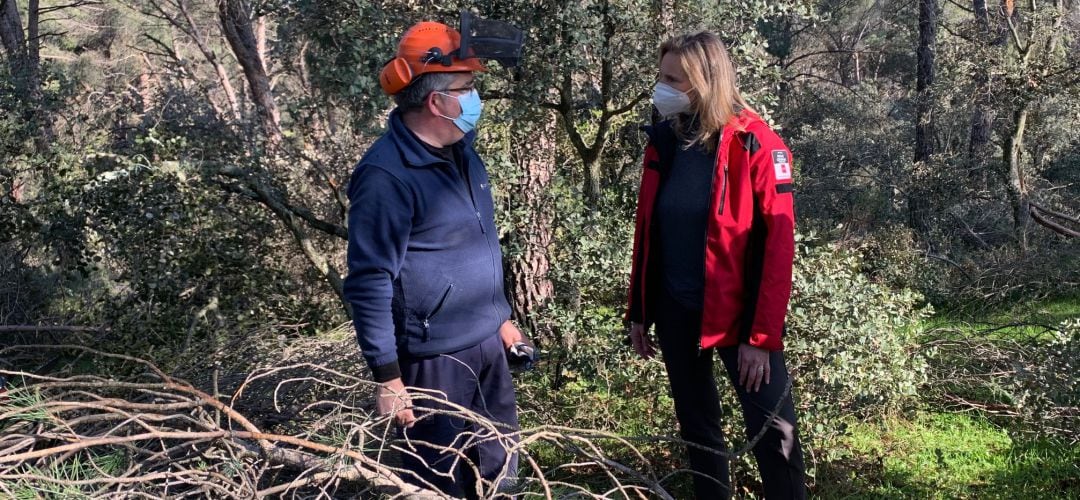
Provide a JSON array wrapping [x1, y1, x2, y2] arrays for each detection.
[[345, 109, 512, 382]]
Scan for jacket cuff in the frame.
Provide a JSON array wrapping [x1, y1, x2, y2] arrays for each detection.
[[748, 331, 784, 351], [370, 360, 402, 383]]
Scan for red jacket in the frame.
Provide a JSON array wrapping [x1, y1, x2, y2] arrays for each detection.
[[627, 110, 796, 351]]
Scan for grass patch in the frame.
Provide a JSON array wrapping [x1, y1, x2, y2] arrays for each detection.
[[925, 295, 1080, 341], [816, 412, 1080, 498], [989, 295, 1080, 326]]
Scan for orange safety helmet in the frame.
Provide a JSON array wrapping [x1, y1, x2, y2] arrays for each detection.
[[379, 21, 486, 95]]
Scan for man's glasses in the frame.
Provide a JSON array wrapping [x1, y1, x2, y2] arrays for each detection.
[[438, 82, 478, 94]]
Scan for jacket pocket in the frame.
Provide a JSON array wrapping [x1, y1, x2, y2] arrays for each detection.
[[421, 282, 454, 341], [717, 165, 729, 215]]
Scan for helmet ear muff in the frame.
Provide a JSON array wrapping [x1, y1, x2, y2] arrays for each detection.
[[379, 57, 414, 95]]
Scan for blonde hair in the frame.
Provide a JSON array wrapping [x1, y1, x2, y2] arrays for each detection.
[[660, 31, 753, 151]]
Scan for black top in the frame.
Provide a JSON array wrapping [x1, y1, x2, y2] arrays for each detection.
[[653, 135, 717, 311], [407, 128, 464, 167]]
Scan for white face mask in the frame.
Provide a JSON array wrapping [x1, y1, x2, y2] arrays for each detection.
[[652, 82, 692, 117]]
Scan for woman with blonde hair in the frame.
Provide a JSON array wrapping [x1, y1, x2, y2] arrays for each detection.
[[626, 31, 806, 499]]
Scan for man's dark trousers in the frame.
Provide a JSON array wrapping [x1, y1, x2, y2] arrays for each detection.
[[653, 290, 806, 500], [398, 333, 519, 499]]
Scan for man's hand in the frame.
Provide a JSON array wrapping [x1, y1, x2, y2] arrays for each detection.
[[737, 343, 771, 393], [499, 320, 524, 348], [629, 322, 657, 359], [500, 320, 538, 372], [377, 378, 416, 427]]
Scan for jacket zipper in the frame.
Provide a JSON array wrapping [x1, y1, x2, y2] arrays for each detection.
[[695, 133, 730, 352], [461, 152, 500, 318], [459, 156, 486, 235], [422, 283, 454, 341], [699, 143, 725, 354]]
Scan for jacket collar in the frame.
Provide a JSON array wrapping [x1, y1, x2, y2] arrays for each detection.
[[642, 110, 764, 170], [642, 109, 764, 143], [388, 108, 477, 168], [728, 109, 762, 133]]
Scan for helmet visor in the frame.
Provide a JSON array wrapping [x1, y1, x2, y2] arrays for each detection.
[[458, 11, 525, 68]]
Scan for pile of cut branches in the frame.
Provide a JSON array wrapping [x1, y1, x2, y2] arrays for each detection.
[[1, 343, 756, 499], [923, 318, 1080, 443]]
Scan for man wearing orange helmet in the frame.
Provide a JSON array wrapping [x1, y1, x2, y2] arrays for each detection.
[[345, 19, 528, 498]]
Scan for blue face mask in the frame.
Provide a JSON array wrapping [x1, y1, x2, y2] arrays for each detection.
[[436, 89, 483, 134]]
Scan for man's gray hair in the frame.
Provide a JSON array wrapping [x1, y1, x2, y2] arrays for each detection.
[[393, 72, 459, 112]]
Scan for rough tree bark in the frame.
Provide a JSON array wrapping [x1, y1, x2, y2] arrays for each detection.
[[507, 111, 557, 338], [256, 14, 267, 73], [0, 0, 29, 91], [1, 0, 53, 200], [1003, 104, 1030, 250], [218, 0, 282, 144]]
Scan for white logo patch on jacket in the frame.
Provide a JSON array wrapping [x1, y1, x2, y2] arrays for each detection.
[[772, 150, 792, 181]]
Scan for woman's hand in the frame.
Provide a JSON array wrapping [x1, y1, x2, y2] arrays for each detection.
[[629, 322, 657, 359], [737, 343, 771, 393]]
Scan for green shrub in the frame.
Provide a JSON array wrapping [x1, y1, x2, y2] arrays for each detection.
[[786, 236, 932, 448]]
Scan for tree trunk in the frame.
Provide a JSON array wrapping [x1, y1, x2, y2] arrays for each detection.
[[507, 111, 557, 340], [0, 0, 28, 90], [555, 0, 625, 205], [1004, 104, 1030, 251], [175, 0, 241, 122], [256, 15, 267, 73], [26, 0, 39, 92], [583, 158, 602, 204], [1, 0, 53, 143], [915, 0, 936, 165], [1, 0, 43, 102], [218, 0, 282, 144], [139, 54, 157, 113], [967, 0, 999, 190], [973, 0, 989, 32], [911, 0, 937, 234], [655, 0, 676, 39], [968, 99, 993, 188]]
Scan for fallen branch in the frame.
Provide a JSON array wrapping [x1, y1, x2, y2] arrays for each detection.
[[0, 325, 103, 334], [1030, 204, 1080, 238], [1029, 201, 1080, 226]]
